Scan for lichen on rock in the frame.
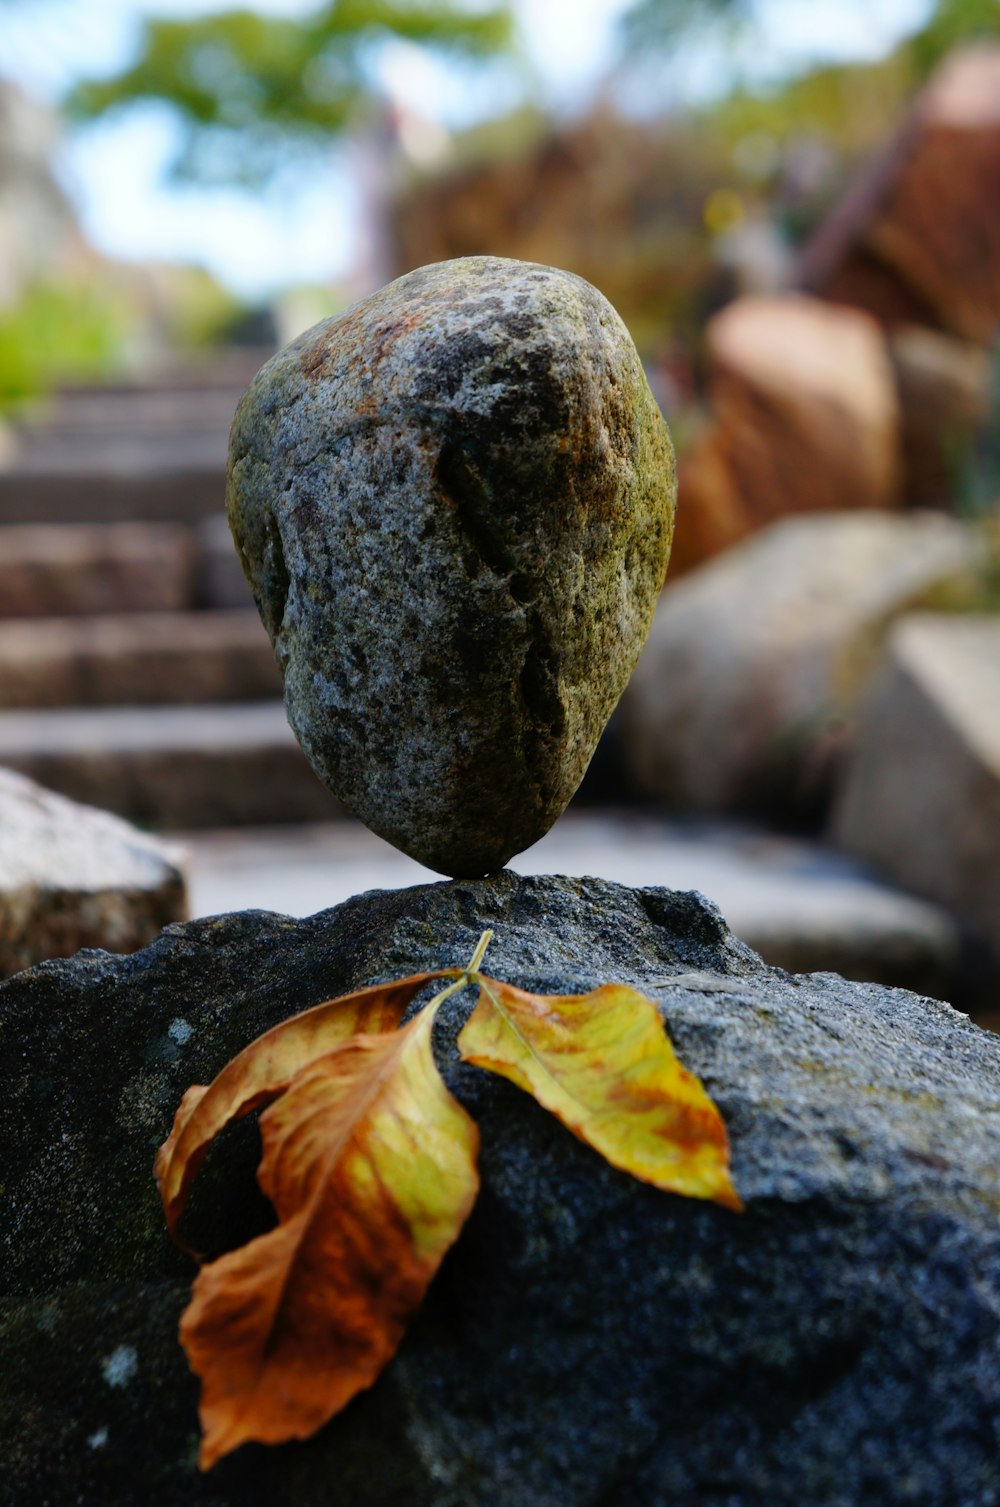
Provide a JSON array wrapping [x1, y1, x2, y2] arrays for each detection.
[[227, 257, 676, 876]]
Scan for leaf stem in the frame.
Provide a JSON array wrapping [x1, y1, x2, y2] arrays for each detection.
[[465, 929, 493, 974], [420, 930, 493, 1020]]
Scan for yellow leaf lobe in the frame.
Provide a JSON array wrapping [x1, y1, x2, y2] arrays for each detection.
[[458, 977, 742, 1212], [154, 971, 446, 1249]]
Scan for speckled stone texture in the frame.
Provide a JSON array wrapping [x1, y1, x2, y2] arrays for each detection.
[[3, 875, 999, 1506], [227, 257, 675, 876]]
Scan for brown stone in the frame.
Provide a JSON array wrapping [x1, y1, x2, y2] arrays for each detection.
[[832, 613, 1000, 952], [670, 295, 900, 573], [799, 47, 1000, 345], [0, 610, 280, 708], [0, 767, 186, 976]]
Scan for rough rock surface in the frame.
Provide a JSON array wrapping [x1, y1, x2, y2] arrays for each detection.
[[834, 612, 1000, 951], [620, 510, 985, 820], [670, 294, 899, 574], [227, 257, 675, 876], [0, 766, 186, 975], [3, 872, 999, 1507]]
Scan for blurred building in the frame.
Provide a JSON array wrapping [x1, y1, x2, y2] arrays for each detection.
[[0, 80, 86, 306]]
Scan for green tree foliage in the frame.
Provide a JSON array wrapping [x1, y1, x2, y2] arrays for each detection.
[[0, 279, 131, 410], [907, 0, 1000, 74], [68, 1, 515, 183], [620, 0, 1000, 77], [621, 0, 746, 52]]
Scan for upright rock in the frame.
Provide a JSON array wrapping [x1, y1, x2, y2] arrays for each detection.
[[833, 612, 1000, 950], [227, 257, 675, 877], [671, 295, 899, 573], [620, 511, 985, 820], [799, 47, 1000, 345], [2, 873, 999, 1505]]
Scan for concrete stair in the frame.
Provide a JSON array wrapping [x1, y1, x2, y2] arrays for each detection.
[[0, 611, 280, 707], [0, 356, 262, 526], [0, 355, 347, 827], [0, 703, 337, 828]]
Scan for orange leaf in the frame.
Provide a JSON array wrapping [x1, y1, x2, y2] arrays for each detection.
[[458, 976, 742, 1212], [180, 998, 480, 1469], [154, 971, 447, 1250]]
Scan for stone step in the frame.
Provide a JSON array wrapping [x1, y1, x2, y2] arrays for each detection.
[[0, 517, 255, 615], [0, 611, 280, 707], [195, 514, 255, 609], [0, 522, 197, 617], [0, 460, 226, 525], [24, 385, 245, 441], [0, 359, 265, 525], [0, 702, 338, 827]]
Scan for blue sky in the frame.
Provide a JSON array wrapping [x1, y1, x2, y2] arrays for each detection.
[[0, 0, 933, 299]]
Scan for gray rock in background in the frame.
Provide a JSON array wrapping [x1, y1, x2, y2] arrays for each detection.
[[227, 257, 675, 877], [3, 872, 998, 1506], [833, 612, 1000, 952], [621, 510, 986, 821], [0, 766, 186, 975]]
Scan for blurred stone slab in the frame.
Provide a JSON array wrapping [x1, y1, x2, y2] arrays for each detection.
[[0, 610, 280, 707], [182, 811, 961, 999], [833, 613, 1000, 952], [670, 295, 899, 573], [0, 766, 186, 976], [621, 511, 985, 822], [800, 47, 1000, 344], [0, 702, 336, 827], [0, 522, 196, 617]]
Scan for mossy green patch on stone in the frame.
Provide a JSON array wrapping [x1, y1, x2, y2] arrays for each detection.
[[227, 257, 676, 876]]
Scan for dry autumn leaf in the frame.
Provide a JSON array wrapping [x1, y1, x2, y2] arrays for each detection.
[[457, 976, 743, 1212], [180, 995, 480, 1470], [154, 972, 446, 1250], [157, 932, 742, 1469]]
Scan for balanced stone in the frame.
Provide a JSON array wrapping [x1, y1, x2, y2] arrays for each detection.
[[227, 257, 675, 876]]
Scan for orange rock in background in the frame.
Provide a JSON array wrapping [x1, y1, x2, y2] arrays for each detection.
[[671, 295, 900, 575], [799, 48, 1000, 346]]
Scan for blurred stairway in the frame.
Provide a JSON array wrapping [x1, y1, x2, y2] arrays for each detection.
[[0, 357, 338, 827]]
